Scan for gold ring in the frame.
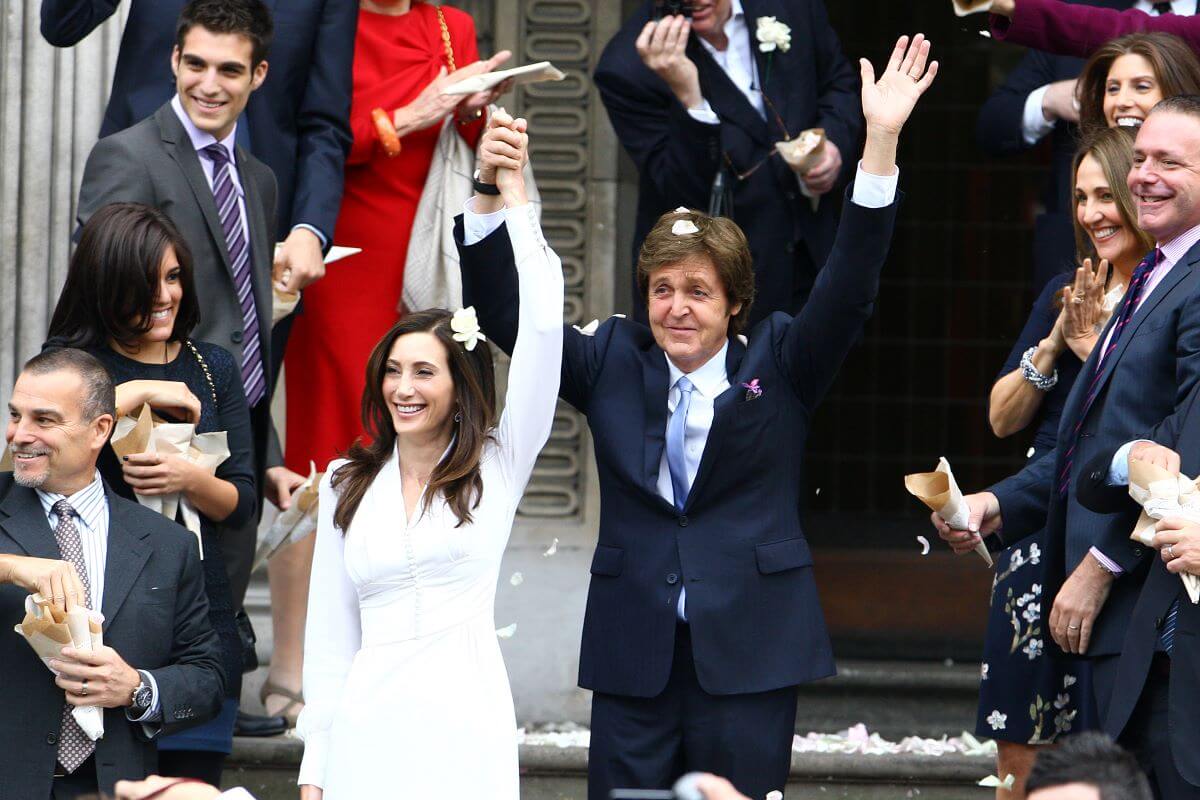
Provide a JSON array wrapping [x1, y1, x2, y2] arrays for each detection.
[[80, 679, 89, 697], [1168, 544, 1176, 558]]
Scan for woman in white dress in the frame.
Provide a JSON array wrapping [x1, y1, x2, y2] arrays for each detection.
[[296, 114, 561, 800]]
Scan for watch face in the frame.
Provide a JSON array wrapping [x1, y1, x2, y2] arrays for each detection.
[[134, 684, 152, 708]]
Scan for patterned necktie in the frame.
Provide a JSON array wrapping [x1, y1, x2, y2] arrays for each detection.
[[1058, 249, 1160, 497], [1153, 2, 1174, 14], [1160, 598, 1179, 654], [666, 377, 695, 511], [51, 500, 95, 773], [203, 143, 265, 408]]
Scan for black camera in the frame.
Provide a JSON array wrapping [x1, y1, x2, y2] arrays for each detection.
[[653, 0, 694, 20]]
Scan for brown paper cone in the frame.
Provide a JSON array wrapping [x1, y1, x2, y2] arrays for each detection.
[[775, 128, 826, 174], [110, 404, 153, 459]]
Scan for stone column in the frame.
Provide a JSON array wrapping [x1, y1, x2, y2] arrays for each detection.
[[0, 1, 126, 399]]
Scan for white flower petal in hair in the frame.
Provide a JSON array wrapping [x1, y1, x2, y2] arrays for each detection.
[[672, 219, 700, 236], [450, 306, 488, 351], [756, 16, 791, 53]]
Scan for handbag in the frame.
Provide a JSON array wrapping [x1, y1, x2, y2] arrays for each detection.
[[187, 340, 259, 673], [401, 5, 541, 313]]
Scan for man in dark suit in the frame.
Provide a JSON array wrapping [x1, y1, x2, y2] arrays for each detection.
[[934, 97, 1200, 799], [40, 0, 354, 318], [459, 35, 934, 798], [594, 0, 861, 324], [0, 348, 223, 799], [74, 0, 280, 670]]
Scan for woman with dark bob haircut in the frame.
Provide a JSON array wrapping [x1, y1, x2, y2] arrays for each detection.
[[45, 201, 256, 785], [296, 117, 563, 799]]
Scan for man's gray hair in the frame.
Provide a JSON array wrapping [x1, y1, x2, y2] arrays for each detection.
[[1151, 93, 1200, 120], [23, 348, 116, 421]]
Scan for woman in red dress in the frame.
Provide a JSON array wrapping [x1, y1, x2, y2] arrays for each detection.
[[273, 0, 508, 724]]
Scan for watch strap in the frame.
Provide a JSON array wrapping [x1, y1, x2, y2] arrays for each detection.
[[473, 169, 501, 196]]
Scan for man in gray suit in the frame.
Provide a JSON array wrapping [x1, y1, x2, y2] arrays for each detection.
[[0, 348, 223, 799], [75, 0, 284, 619]]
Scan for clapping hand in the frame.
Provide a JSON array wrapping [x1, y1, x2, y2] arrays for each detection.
[[860, 34, 938, 137], [393, 51, 512, 135], [1060, 258, 1109, 361], [636, 14, 702, 109]]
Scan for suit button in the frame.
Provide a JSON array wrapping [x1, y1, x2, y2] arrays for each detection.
[[679, 516, 689, 527], [231, 330, 244, 344], [1134, 548, 1143, 557], [667, 573, 679, 585], [1156, 616, 1165, 629], [46, 733, 58, 745]]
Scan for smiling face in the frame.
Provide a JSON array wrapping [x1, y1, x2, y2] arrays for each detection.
[[7, 370, 109, 495], [1129, 109, 1200, 241], [135, 245, 184, 346], [172, 26, 267, 141], [382, 332, 458, 443], [1104, 53, 1163, 128], [1075, 153, 1143, 266], [647, 256, 741, 374], [686, 0, 732, 39]]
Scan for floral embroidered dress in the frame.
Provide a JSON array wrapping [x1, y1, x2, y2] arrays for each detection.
[[976, 272, 1099, 744]]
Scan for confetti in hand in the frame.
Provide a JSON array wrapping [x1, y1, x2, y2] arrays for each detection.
[[496, 623, 517, 639], [543, 538, 559, 557], [510, 572, 524, 587]]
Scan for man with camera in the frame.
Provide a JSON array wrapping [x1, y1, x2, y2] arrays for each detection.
[[594, 0, 861, 324]]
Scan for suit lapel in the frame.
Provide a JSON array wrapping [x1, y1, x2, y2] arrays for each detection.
[[0, 484, 60, 560], [238, 149, 273, 350], [158, 104, 236, 277], [1087, 253, 1196, 407], [687, 36, 771, 146], [642, 348, 670, 491], [100, 490, 152, 630], [685, 337, 747, 510]]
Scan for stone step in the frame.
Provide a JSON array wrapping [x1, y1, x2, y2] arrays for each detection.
[[225, 736, 994, 800], [795, 660, 981, 740]]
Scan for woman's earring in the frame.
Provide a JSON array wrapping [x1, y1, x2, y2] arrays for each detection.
[[454, 411, 462, 423]]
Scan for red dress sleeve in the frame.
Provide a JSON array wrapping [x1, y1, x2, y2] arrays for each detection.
[[990, 0, 1200, 57]]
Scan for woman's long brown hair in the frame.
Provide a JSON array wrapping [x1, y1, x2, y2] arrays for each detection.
[[331, 310, 497, 533], [1077, 32, 1200, 134], [1071, 126, 1156, 268]]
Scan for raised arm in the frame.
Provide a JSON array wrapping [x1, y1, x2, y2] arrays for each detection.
[[486, 115, 565, 489], [39, 0, 119, 48], [297, 469, 362, 796], [780, 34, 936, 409], [987, 0, 1200, 57]]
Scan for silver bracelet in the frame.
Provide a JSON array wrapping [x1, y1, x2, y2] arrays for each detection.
[[1019, 346, 1058, 391]]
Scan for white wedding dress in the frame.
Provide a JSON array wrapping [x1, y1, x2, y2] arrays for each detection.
[[297, 205, 563, 799]]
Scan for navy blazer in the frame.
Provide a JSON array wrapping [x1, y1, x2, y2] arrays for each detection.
[[40, 0, 356, 242], [594, 0, 861, 325], [1075, 384, 1200, 788], [0, 476, 224, 798], [455, 188, 898, 696], [975, 0, 1133, 291], [991, 243, 1200, 659]]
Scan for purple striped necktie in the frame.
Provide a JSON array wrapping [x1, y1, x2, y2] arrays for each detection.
[[203, 143, 265, 408], [1057, 248, 1160, 498]]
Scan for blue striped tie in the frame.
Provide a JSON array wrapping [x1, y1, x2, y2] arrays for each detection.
[[203, 143, 265, 408], [1160, 599, 1179, 654]]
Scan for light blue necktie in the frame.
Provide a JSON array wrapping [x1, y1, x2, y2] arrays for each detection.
[[1160, 599, 1178, 654], [667, 377, 695, 511]]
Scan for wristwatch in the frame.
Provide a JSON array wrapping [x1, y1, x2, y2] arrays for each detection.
[[130, 671, 153, 712], [472, 169, 501, 196]]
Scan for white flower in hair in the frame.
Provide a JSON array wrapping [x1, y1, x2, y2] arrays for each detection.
[[756, 16, 791, 53], [451, 306, 488, 351], [671, 208, 700, 236]]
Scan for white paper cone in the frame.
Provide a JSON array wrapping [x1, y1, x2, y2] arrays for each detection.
[[66, 607, 104, 740]]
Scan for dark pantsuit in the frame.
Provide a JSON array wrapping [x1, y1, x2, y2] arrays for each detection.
[[1121, 657, 1200, 800], [589, 624, 799, 800]]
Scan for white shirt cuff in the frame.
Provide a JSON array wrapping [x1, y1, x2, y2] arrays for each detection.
[[850, 161, 899, 208], [219, 790, 258, 800], [686, 99, 720, 125], [1022, 85, 1056, 146], [1107, 440, 1151, 486], [462, 196, 507, 245]]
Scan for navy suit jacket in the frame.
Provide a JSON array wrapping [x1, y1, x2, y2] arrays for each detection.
[[991, 243, 1200, 660], [455, 188, 897, 696], [594, 0, 861, 325], [40, 0, 356, 242], [1076, 385, 1200, 787], [0, 476, 224, 798]]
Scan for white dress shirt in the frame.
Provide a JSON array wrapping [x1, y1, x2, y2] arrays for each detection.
[[686, 0, 764, 123], [36, 471, 161, 725], [171, 95, 251, 247], [1022, 0, 1196, 145]]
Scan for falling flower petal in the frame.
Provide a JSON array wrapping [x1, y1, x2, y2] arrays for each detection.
[[510, 572, 524, 587], [543, 537, 559, 557], [978, 774, 1015, 789], [573, 319, 600, 336], [766, 793, 782, 800], [672, 219, 700, 236], [1027, 446, 1036, 458], [496, 623, 517, 639], [917, 535, 931, 556]]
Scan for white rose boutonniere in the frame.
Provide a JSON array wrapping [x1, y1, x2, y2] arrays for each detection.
[[756, 16, 791, 54]]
